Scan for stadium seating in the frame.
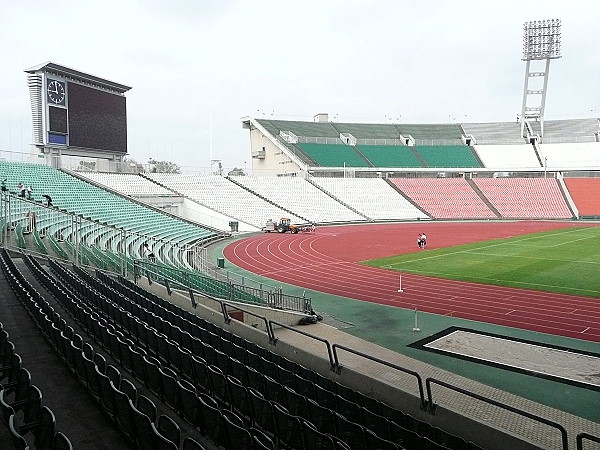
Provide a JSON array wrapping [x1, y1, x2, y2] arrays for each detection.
[[473, 144, 541, 169], [230, 175, 366, 223], [356, 144, 424, 167], [311, 177, 429, 220], [390, 177, 497, 219], [75, 172, 176, 197], [538, 142, 600, 169], [413, 145, 482, 168], [473, 177, 573, 219], [297, 143, 370, 167], [564, 178, 600, 217], [147, 173, 306, 228]]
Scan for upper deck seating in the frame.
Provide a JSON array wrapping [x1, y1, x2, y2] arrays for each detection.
[[474, 144, 541, 169], [414, 145, 482, 168], [297, 143, 369, 167], [356, 145, 423, 168], [461, 122, 526, 145]]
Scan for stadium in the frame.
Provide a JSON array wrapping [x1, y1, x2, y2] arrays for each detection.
[[1, 21, 600, 450]]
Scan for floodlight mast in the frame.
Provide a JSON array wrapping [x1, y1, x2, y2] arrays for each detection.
[[519, 19, 562, 139]]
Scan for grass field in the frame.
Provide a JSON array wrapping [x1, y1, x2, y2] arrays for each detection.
[[363, 226, 600, 298]]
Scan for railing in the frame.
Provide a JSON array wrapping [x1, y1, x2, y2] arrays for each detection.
[[332, 343, 427, 410], [134, 259, 312, 314], [425, 378, 569, 450], [577, 432, 600, 450], [269, 320, 335, 370]]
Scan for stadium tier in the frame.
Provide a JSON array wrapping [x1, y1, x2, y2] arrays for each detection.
[[310, 177, 428, 221], [144, 173, 306, 227], [0, 161, 219, 265], [473, 144, 541, 169], [563, 177, 600, 218], [390, 178, 498, 219], [250, 117, 600, 172], [472, 178, 573, 219]]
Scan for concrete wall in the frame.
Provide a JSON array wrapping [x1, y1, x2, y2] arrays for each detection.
[[249, 127, 301, 177], [173, 197, 259, 233]]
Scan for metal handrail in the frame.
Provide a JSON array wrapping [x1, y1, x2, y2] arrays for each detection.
[[332, 343, 427, 410], [220, 300, 274, 343], [577, 432, 600, 450], [426, 377, 569, 450], [269, 320, 335, 370]]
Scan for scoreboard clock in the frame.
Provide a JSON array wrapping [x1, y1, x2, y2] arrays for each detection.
[[46, 78, 66, 106]]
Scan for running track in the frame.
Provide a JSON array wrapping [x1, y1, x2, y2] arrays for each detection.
[[223, 221, 600, 343]]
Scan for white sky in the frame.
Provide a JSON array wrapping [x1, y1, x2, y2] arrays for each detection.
[[1, 0, 599, 171]]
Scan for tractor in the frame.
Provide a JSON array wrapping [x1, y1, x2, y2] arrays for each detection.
[[263, 218, 299, 233]]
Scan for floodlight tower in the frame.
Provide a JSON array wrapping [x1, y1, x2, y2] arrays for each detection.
[[520, 19, 562, 139]]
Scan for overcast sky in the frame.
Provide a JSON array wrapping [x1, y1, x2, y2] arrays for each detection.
[[1, 1, 598, 171]]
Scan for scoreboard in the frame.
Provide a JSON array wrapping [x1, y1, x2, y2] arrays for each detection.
[[25, 62, 131, 157]]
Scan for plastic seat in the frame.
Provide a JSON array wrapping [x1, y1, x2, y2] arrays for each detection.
[[306, 397, 335, 430], [182, 436, 207, 450], [105, 364, 122, 390], [143, 355, 161, 396], [177, 379, 200, 426], [159, 366, 180, 408], [197, 392, 223, 445], [157, 414, 181, 448], [207, 365, 229, 405], [364, 428, 400, 450], [302, 419, 338, 450], [336, 395, 362, 423], [334, 412, 366, 450], [130, 399, 155, 449], [136, 395, 157, 424], [248, 388, 275, 434], [191, 355, 210, 392], [96, 367, 116, 418], [272, 403, 304, 450], [222, 410, 253, 450], [34, 406, 56, 450], [226, 375, 251, 421], [8, 414, 29, 450], [361, 407, 392, 442], [151, 422, 178, 450], [120, 378, 137, 403], [53, 432, 73, 450], [283, 385, 308, 417], [112, 382, 136, 444]]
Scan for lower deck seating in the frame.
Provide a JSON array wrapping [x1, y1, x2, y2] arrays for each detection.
[[390, 178, 496, 219], [473, 178, 573, 219], [564, 178, 600, 217]]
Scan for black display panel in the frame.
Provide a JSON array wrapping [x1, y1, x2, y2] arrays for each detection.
[[67, 82, 127, 153], [48, 106, 68, 134]]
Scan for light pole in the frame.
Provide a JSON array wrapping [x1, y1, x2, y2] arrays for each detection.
[[520, 19, 562, 138]]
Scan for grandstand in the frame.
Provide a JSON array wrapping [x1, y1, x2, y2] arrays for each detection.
[[3, 115, 600, 450]]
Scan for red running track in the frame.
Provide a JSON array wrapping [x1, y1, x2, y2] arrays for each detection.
[[223, 221, 600, 343]]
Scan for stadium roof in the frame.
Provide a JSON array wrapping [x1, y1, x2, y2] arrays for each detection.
[[24, 61, 131, 93]]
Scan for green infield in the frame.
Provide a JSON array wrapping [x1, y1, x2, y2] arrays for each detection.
[[362, 226, 600, 298]]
